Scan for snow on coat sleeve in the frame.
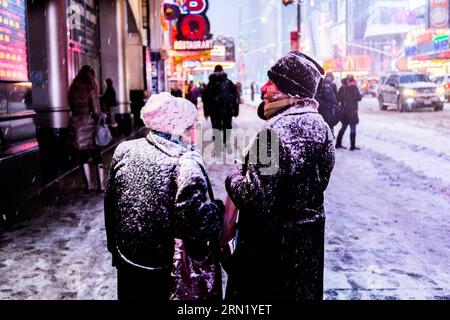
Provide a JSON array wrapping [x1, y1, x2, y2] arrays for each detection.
[[225, 128, 282, 216], [104, 142, 128, 262], [172, 151, 223, 245]]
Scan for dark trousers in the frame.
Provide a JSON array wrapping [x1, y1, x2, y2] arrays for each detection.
[[211, 116, 232, 144], [117, 263, 171, 300], [78, 148, 102, 165], [336, 121, 357, 147]]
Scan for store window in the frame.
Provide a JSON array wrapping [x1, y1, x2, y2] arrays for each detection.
[[67, 0, 100, 85]]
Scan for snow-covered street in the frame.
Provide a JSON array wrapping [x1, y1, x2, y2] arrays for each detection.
[[1, 98, 449, 299], [322, 97, 450, 299]]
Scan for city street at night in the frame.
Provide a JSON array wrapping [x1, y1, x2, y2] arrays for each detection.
[[1, 98, 450, 300], [2, 0, 450, 304]]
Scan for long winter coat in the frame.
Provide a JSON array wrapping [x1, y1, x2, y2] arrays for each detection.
[[202, 72, 239, 127], [104, 133, 223, 287], [225, 103, 335, 300], [68, 85, 101, 150], [337, 82, 362, 125]]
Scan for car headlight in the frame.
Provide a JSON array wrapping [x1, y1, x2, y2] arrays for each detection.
[[436, 87, 445, 95], [403, 88, 417, 97]]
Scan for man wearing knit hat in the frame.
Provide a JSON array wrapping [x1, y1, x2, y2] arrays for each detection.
[[224, 51, 335, 300]]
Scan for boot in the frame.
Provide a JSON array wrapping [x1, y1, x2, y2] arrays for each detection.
[[96, 163, 106, 192], [335, 129, 346, 149], [81, 163, 94, 193], [350, 133, 360, 151]]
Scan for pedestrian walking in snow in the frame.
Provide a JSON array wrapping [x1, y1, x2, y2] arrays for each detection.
[[202, 65, 239, 152], [336, 75, 363, 150], [67, 65, 105, 193], [104, 92, 224, 300], [250, 81, 256, 101], [224, 51, 335, 300], [101, 78, 118, 128], [186, 81, 200, 107], [316, 72, 341, 136]]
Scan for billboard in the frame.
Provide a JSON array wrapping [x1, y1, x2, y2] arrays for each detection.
[[428, 0, 450, 29], [171, 0, 213, 51], [0, 0, 28, 82]]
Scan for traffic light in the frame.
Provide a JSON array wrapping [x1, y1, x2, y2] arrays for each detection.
[[283, 0, 294, 6]]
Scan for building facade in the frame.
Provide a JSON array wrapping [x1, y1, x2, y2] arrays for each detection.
[[0, 0, 162, 224]]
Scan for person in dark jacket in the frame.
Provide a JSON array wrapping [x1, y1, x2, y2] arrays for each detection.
[[68, 65, 104, 192], [336, 75, 362, 150], [101, 78, 118, 126], [316, 73, 341, 136], [202, 65, 239, 150], [186, 81, 200, 106], [225, 51, 335, 300], [104, 92, 223, 300]]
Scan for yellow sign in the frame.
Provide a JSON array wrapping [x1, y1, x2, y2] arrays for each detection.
[[210, 45, 226, 57]]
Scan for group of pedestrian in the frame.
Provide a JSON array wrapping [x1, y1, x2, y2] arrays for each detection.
[[104, 51, 335, 301], [67, 65, 118, 193], [316, 72, 362, 150]]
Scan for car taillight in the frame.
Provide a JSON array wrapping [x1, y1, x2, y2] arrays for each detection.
[[444, 83, 450, 89]]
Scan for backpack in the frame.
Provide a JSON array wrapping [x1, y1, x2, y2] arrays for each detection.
[[318, 82, 341, 128]]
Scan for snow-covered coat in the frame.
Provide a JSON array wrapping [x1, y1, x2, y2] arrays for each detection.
[[225, 103, 335, 300], [104, 133, 223, 271]]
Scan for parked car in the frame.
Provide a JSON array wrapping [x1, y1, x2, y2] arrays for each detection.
[[378, 72, 445, 112], [433, 75, 450, 102]]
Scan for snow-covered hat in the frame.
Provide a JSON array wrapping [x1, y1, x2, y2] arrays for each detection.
[[140, 92, 198, 135], [267, 51, 324, 99]]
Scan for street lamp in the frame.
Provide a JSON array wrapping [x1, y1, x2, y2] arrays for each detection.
[[241, 16, 268, 25]]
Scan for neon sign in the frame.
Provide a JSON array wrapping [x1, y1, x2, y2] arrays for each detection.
[[175, 0, 211, 45], [0, 0, 28, 82]]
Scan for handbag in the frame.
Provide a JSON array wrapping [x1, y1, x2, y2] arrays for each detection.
[[95, 113, 112, 147], [170, 164, 223, 301]]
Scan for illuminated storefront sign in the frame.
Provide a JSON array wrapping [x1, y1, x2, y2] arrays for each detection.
[[428, 0, 450, 29], [174, 0, 212, 48], [323, 56, 372, 72], [174, 39, 213, 50], [0, 0, 28, 82], [405, 29, 450, 58], [182, 59, 201, 68]]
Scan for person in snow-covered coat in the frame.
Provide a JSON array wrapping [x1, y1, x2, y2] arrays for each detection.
[[316, 72, 341, 136], [104, 92, 223, 300], [225, 51, 335, 300]]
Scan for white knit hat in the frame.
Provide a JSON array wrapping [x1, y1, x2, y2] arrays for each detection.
[[140, 92, 198, 135]]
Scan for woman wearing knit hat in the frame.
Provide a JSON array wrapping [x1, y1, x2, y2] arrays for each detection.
[[104, 92, 223, 300], [225, 51, 335, 300]]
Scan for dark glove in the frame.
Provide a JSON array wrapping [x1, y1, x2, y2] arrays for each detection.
[[214, 199, 225, 215]]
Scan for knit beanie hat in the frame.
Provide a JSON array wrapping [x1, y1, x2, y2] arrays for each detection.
[[140, 92, 198, 136], [267, 51, 324, 99]]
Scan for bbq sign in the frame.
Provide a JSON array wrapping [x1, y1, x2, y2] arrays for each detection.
[[170, 0, 212, 51], [0, 0, 28, 82]]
